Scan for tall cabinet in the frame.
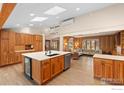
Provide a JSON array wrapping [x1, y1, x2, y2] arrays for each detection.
[[0, 30, 16, 66]]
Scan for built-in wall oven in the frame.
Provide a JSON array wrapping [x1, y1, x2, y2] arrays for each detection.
[[24, 57, 32, 79]]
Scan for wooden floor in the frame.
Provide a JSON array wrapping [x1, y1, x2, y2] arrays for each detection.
[[0, 56, 108, 85]]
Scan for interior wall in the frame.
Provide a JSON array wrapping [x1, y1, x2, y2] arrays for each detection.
[[82, 35, 115, 53]]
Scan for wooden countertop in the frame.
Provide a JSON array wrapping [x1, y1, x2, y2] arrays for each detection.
[[93, 54, 124, 61]]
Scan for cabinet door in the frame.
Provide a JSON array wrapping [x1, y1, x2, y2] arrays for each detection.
[[32, 60, 42, 84], [15, 52, 22, 63], [58, 56, 64, 72], [15, 33, 21, 45], [0, 40, 9, 66], [8, 31, 15, 64], [1, 30, 9, 40], [41, 59, 51, 83], [93, 58, 102, 78], [113, 61, 124, 84], [51, 57, 59, 77], [103, 60, 113, 82]]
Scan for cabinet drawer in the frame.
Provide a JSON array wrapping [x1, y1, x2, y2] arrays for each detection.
[[42, 59, 50, 65], [101, 59, 113, 64], [94, 58, 102, 62]]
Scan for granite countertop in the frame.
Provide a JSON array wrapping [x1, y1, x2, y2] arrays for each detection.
[[22, 50, 71, 61], [15, 49, 35, 53], [93, 54, 124, 61]]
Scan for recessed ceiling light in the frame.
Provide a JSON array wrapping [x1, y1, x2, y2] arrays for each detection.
[[76, 8, 80, 11], [0, 3, 2, 12], [56, 16, 59, 19], [31, 17, 48, 22], [29, 24, 33, 26], [44, 6, 66, 15], [30, 13, 35, 17], [16, 24, 20, 26]]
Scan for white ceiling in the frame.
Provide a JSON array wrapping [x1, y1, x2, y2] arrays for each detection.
[[3, 3, 114, 28], [73, 30, 120, 37]]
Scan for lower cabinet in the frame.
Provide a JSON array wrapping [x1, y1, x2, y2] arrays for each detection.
[[32, 55, 64, 84], [41, 59, 51, 83], [15, 52, 22, 63], [102, 59, 113, 82], [113, 61, 124, 84], [94, 58, 102, 78], [51, 56, 64, 78], [51, 57, 59, 78], [94, 58, 124, 84]]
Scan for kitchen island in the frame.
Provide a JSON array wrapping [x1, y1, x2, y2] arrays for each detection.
[[93, 54, 124, 84], [22, 50, 71, 84]]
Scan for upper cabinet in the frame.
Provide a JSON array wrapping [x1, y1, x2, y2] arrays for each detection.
[[1, 29, 9, 40], [15, 33, 35, 45]]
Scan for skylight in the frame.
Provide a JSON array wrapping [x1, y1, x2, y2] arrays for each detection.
[[44, 6, 66, 15], [31, 17, 48, 22]]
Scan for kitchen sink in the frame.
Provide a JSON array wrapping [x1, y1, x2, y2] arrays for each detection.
[[46, 53, 59, 56]]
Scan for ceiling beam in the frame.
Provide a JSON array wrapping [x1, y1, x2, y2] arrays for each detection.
[[0, 3, 16, 29]]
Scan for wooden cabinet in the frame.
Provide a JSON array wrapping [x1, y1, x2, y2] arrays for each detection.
[[51, 56, 64, 78], [94, 58, 113, 82], [58, 55, 64, 72], [41, 59, 51, 83], [93, 58, 102, 78], [113, 61, 124, 84], [31, 55, 64, 84], [15, 33, 22, 45], [93, 58, 124, 84], [103, 59, 113, 81], [15, 52, 22, 63], [32, 59, 42, 84], [51, 57, 59, 77], [0, 29, 43, 66], [8, 31, 15, 64], [34, 35, 43, 51], [0, 39, 9, 66], [1, 30, 9, 40]]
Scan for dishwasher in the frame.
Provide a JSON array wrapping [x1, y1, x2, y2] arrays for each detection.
[[64, 53, 72, 70]]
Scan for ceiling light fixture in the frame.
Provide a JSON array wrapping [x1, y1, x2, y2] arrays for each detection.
[[30, 13, 35, 17], [31, 17, 48, 22], [56, 16, 60, 19], [16, 24, 20, 27], [44, 6, 66, 15], [29, 24, 33, 26], [76, 8, 80, 11]]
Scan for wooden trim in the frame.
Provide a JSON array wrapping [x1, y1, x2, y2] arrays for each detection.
[[0, 3, 16, 28]]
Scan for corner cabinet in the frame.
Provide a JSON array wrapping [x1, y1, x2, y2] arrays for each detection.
[[93, 58, 124, 84]]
